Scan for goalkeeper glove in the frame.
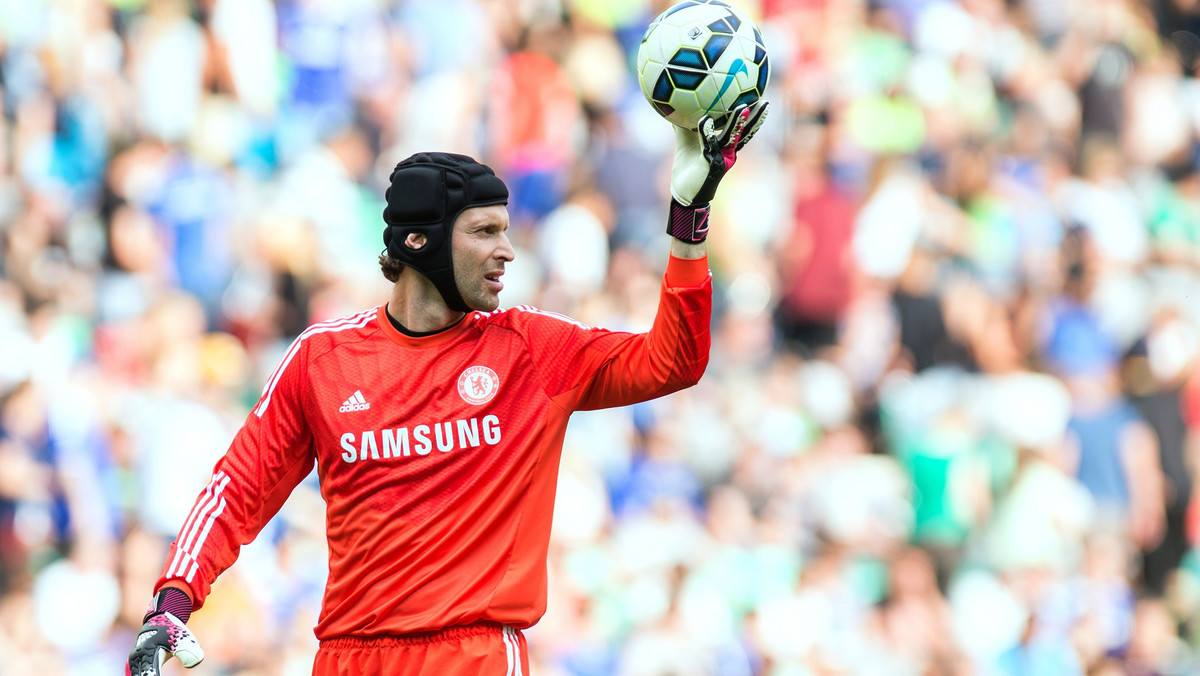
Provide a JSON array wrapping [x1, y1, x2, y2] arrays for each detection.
[[667, 100, 769, 243], [127, 588, 204, 676]]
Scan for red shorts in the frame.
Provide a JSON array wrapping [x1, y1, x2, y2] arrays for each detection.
[[313, 622, 529, 675]]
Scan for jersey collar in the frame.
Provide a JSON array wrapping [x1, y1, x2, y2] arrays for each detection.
[[375, 305, 474, 348]]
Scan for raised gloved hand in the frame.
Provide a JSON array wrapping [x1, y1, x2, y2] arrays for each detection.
[[667, 100, 769, 243], [128, 588, 204, 676]]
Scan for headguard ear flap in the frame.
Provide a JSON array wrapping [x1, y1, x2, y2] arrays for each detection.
[[381, 152, 508, 311]]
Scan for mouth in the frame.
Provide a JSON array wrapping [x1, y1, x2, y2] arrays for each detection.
[[484, 270, 504, 291]]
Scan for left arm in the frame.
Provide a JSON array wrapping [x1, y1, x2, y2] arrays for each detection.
[[1122, 420, 1166, 550], [573, 253, 713, 409], [671, 238, 707, 260], [522, 101, 767, 410], [577, 102, 769, 407]]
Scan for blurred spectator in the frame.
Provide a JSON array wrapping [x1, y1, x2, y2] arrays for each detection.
[[488, 15, 585, 228], [774, 125, 858, 357], [127, 0, 207, 145], [1126, 310, 1199, 593]]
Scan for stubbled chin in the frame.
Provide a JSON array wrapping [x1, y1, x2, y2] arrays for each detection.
[[469, 293, 500, 312]]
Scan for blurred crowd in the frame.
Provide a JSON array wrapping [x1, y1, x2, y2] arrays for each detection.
[[2, 0, 1200, 674]]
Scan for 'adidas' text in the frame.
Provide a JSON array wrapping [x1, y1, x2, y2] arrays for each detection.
[[339, 390, 371, 413]]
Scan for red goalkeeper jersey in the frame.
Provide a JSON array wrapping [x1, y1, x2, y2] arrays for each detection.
[[155, 255, 712, 639]]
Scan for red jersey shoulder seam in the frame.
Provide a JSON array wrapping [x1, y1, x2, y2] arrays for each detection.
[[472, 307, 575, 413], [295, 312, 384, 426], [255, 308, 377, 419]]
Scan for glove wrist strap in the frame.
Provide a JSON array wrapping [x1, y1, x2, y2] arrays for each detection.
[[144, 587, 193, 624], [666, 198, 710, 243]]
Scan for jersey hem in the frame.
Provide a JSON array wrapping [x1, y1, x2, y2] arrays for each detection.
[[320, 621, 506, 648]]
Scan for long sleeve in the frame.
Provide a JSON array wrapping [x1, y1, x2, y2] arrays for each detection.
[[576, 254, 712, 409], [154, 333, 318, 608], [512, 254, 713, 412]]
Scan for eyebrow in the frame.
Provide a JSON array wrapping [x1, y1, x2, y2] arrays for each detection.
[[461, 207, 508, 231], [469, 219, 507, 231]]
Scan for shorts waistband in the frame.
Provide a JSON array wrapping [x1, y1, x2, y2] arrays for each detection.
[[321, 621, 508, 649]]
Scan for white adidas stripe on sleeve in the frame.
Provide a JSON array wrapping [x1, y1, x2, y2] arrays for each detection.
[[518, 306, 592, 330], [255, 309, 376, 417], [167, 471, 231, 578], [184, 494, 228, 583]]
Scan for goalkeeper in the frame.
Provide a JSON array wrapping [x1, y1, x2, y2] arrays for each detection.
[[127, 101, 766, 676]]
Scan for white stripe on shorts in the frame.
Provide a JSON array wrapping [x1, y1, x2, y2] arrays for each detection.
[[502, 626, 523, 676]]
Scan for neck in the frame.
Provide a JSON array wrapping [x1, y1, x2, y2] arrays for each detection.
[[387, 277, 466, 333]]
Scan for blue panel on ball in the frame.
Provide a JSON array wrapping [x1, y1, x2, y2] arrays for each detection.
[[754, 27, 764, 47], [708, 19, 733, 35], [702, 34, 732, 66], [653, 71, 675, 101], [757, 55, 769, 93], [754, 45, 766, 65], [669, 67, 706, 90], [724, 11, 741, 31], [733, 90, 758, 109], [668, 47, 706, 70], [654, 101, 676, 118]]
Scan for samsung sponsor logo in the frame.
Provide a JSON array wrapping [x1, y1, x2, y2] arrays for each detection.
[[339, 415, 501, 463]]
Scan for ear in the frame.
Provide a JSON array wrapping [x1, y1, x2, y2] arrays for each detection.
[[404, 233, 427, 250]]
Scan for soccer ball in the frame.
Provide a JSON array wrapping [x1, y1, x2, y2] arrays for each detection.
[[636, 0, 769, 131]]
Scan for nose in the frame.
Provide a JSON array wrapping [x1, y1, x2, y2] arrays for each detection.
[[496, 232, 515, 262]]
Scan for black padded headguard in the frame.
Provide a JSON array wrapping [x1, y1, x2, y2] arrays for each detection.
[[382, 152, 508, 312]]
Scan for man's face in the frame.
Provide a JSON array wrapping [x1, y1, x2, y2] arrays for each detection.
[[452, 205, 514, 312]]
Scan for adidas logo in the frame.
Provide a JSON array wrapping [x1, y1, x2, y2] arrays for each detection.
[[339, 390, 371, 413]]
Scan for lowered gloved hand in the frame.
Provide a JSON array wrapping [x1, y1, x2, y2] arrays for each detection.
[[127, 588, 205, 676], [667, 100, 769, 243]]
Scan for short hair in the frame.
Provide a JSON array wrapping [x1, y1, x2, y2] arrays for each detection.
[[379, 253, 404, 283]]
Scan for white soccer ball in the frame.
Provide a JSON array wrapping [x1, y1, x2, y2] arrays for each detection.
[[636, 0, 770, 131]]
